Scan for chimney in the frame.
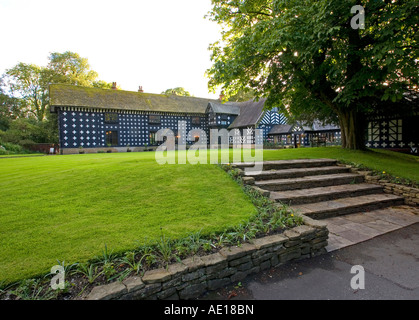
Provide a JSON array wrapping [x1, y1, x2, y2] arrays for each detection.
[[111, 82, 117, 90], [219, 92, 225, 101], [138, 86, 144, 93]]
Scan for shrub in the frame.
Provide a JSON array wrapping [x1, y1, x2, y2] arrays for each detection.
[[18, 140, 36, 149], [2, 142, 23, 153]]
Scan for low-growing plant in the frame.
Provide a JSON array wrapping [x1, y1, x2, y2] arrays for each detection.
[[10, 279, 55, 300], [174, 240, 193, 258], [76, 263, 102, 284], [54, 260, 79, 277], [111, 269, 132, 283], [202, 241, 214, 253], [213, 232, 232, 248], [137, 242, 158, 268], [119, 251, 142, 275], [156, 233, 173, 265], [228, 223, 258, 244], [228, 168, 242, 181], [102, 262, 116, 281], [186, 230, 205, 255], [99, 244, 117, 265]]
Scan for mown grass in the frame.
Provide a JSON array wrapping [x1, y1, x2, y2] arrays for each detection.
[[1, 146, 417, 284], [262, 147, 419, 184], [0, 152, 257, 283], [0, 154, 44, 158]]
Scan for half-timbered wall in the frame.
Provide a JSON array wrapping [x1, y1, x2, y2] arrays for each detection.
[[366, 115, 419, 153], [58, 107, 208, 149], [258, 110, 287, 140]]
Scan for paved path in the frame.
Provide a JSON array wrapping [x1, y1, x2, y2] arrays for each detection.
[[199, 210, 419, 300], [325, 205, 419, 252]]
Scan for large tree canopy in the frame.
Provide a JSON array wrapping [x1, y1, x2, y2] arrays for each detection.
[[1, 51, 113, 146], [2, 51, 112, 121], [3, 63, 50, 122], [206, 0, 418, 149]]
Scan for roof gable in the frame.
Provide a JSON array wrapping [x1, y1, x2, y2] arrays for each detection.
[[228, 98, 267, 129], [206, 102, 241, 115]]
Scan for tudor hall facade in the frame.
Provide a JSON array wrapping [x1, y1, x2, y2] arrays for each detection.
[[50, 84, 418, 155]]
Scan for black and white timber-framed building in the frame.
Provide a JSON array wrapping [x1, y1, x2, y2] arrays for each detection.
[[50, 84, 418, 155], [50, 84, 288, 154]]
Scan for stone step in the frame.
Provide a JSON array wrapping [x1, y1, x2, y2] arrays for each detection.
[[232, 158, 338, 171], [270, 183, 384, 205], [255, 173, 364, 191], [290, 194, 405, 220], [245, 166, 350, 181]]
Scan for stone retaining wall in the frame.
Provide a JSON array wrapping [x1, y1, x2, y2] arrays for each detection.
[[86, 216, 328, 300], [342, 164, 419, 207]]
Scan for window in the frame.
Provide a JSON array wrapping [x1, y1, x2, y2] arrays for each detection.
[[149, 115, 161, 124], [149, 131, 157, 145], [104, 113, 119, 124], [209, 112, 216, 123], [191, 117, 201, 125], [106, 131, 118, 146]]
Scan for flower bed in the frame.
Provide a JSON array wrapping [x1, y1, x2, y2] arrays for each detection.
[[86, 217, 328, 300]]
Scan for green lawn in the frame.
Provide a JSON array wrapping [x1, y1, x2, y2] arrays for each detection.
[[262, 147, 419, 183], [0, 154, 44, 158], [0, 152, 256, 283], [1, 147, 417, 284]]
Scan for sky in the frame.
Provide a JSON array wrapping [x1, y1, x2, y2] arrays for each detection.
[[0, 0, 223, 98]]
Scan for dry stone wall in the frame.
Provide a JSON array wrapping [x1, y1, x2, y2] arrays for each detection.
[[86, 216, 328, 300], [342, 164, 419, 206]]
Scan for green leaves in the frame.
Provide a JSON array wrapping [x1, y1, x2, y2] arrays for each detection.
[[206, 0, 418, 149], [2, 51, 110, 122], [161, 87, 192, 97]]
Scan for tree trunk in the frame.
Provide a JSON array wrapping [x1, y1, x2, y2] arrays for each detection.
[[338, 110, 366, 150]]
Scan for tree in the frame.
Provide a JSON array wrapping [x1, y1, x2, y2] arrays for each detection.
[[161, 87, 192, 96], [92, 80, 115, 89], [47, 51, 100, 87], [228, 88, 256, 102], [3, 63, 50, 121], [206, 0, 418, 149], [0, 81, 24, 131], [3, 51, 113, 122], [1, 51, 112, 145]]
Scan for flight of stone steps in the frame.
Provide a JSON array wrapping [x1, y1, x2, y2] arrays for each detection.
[[233, 159, 405, 220]]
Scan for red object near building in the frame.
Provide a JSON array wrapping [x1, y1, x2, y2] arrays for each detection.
[[26, 144, 60, 154]]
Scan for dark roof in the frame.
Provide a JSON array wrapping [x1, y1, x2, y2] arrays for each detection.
[[268, 124, 293, 135], [228, 98, 266, 129], [310, 121, 340, 131], [269, 121, 340, 135], [49, 84, 219, 114], [207, 102, 241, 115]]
